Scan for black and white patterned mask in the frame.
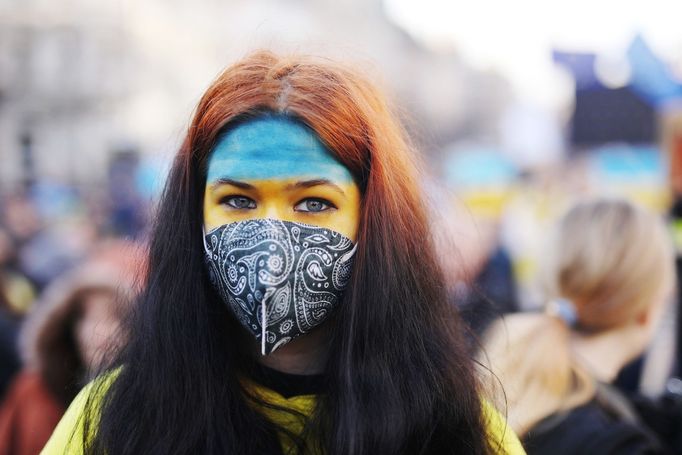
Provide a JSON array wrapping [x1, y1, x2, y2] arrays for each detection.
[[203, 219, 356, 355]]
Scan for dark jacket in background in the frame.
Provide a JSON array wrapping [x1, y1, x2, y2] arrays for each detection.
[[456, 247, 519, 347], [0, 308, 19, 400], [523, 384, 670, 454]]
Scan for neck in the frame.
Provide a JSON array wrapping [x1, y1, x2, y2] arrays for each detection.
[[256, 326, 330, 375], [571, 324, 644, 383]]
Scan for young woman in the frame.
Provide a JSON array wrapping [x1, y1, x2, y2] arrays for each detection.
[[43, 51, 523, 454], [481, 198, 674, 454]]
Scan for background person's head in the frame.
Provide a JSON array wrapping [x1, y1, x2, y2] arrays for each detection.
[[481, 197, 675, 434], [21, 240, 144, 406], [73, 288, 125, 372], [543, 198, 674, 347]]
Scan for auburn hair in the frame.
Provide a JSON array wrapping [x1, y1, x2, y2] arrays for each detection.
[[85, 51, 496, 454]]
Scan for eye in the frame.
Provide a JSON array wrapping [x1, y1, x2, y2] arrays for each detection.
[[221, 196, 256, 210], [294, 198, 335, 213]]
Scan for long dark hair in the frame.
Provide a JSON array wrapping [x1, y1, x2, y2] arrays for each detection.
[[85, 51, 495, 454]]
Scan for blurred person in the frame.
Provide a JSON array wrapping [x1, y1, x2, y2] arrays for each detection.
[[1, 192, 42, 296], [499, 167, 574, 313], [0, 226, 36, 316], [0, 227, 32, 399], [457, 245, 519, 344], [43, 51, 524, 454], [2, 185, 101, 293], [0, 271, 20, 400], [433, 196, 519, 348], [0, 240, 143, 455], [106, 148, 151, 238], [17, 215, 98, 292], [668, 196, 682, 382], [2, 193, 42, 249], [481, 198, 676, 454]]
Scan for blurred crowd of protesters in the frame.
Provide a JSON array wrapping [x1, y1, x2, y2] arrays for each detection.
[[0, 166, 681, 453], [0, 158, 151, 454], [0, 240, 143, 454]]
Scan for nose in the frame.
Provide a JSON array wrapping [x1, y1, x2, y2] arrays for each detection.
[[261, 203, 288, 221]]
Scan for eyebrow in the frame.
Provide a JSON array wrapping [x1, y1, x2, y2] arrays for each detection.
[[210, 177, 347, 196], [285, 179, 346, 196], [210, 178, 256, 191]]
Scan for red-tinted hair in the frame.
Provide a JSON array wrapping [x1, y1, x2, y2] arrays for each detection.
[[88, 51, 494, 455]]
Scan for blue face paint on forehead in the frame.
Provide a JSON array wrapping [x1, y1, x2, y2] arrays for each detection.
[[206, 115, 354, 184]]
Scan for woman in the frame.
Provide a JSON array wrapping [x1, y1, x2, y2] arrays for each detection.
[[43, 51, 523, 454], [481, 198, 675, 454], [0, 240, 142, 455]]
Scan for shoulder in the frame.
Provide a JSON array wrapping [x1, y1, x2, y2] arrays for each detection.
[[4, 371, 58, 403], [0, 372, 64, 455], [524, 401, 663, 455], [40, 369, 119, 455], [0, 371, 64, 421], [482, 400, 527, 455]]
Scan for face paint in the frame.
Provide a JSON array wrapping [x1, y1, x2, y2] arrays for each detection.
[[202, 114, 362, 354], [206, 115, 355, 184], [203, 114, 361, 240]]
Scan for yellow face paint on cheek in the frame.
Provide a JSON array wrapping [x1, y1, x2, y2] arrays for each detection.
[[203, 179, 361, 241]]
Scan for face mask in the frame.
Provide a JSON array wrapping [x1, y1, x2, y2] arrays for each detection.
[[203, 219, 356, 355]]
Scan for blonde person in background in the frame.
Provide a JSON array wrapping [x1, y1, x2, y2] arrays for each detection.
[[481, 198, 676, 454]]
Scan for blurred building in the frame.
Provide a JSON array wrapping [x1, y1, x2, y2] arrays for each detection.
[[0, 0, 511, 189], [0, 1, 133, 189]]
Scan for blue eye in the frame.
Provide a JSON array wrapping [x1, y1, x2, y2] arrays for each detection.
[[295, 198, 334, 213], [223, 196, 256, 209]]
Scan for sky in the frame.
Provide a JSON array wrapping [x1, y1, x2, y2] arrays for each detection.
[[385, 0, 682, 110]]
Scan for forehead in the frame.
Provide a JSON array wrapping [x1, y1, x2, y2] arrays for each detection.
[[206, 116, 354, 184]]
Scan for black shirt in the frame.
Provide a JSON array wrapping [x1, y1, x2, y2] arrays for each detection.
[[248, 363, 326, 398]]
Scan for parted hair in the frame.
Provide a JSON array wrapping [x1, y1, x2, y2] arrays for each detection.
[[84, 50, 496, 454]]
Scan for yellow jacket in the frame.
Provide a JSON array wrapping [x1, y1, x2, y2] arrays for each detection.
[[42, 377, 525, 454]]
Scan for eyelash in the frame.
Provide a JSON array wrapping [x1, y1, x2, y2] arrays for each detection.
[[219, 196, 337, 213], [221, 196, 256, 210], [296, 198, 336, 213]]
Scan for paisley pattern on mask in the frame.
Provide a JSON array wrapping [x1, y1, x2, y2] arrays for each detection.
[[204, 219, 356, 355]]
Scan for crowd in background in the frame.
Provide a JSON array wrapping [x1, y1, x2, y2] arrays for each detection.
[[0, 2, 681, 449], [0, 177, 149, 454], [0, 159, 681, 452]]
